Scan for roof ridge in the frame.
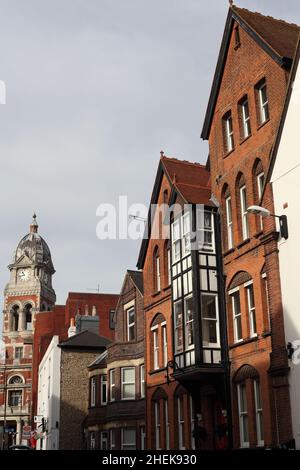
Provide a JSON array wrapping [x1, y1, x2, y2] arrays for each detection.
[[233, 5, 300, 29], [176, 181, 210, 190], [161, 155, 206, 168]]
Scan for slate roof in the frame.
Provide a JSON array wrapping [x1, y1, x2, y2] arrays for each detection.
[[127, 270, 144, 295], [137, 155, 212, 269], [58, 330, 111, 349]]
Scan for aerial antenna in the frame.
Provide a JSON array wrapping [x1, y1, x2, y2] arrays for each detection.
[[86, 284, 100, 293], [128, 214, 147, 223]]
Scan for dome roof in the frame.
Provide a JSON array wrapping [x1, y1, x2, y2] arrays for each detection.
[[14, 214, 53, 266]]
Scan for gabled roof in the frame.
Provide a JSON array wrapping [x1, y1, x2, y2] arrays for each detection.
[[58, 330, 111, 349], [201, 6, 300, 140], [127, 270, 144, 295], [136, 155, 212, 269]]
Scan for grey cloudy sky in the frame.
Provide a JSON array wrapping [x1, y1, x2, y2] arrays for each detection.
[[0, 0, 299, 305]]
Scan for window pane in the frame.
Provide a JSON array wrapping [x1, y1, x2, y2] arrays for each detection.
[[123, 384, 135, 398], [174, 301, 183, 353], [123, 368, 135, 383], [184, 296, 194, 348]]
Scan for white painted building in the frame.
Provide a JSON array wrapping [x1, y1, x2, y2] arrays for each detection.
[[36, 335, 61, 450], [269, 39, 300, 449]]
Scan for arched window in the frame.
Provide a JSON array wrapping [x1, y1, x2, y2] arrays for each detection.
[[253, 159, 265, 231], [11, 305, 19, 332], [164, 240, 171, 287], [151, 388, 168, 450], [150, 314, 167, 370], [153, 246, 161, 292], [8, 375, 23, 385], [174, 385, 189, 450], [233, 365, 264, 447], [236, 173, 249, 241], [228, 271, 256, 343], [221, 183, 233, 250], [25, 304, 33, 331]]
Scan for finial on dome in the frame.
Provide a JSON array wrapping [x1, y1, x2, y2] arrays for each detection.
[[30, 213, 38, 233], [229, 0, 234, 7]]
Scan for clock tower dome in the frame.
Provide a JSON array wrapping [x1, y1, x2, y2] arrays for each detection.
[[0, 214, 56, 446]]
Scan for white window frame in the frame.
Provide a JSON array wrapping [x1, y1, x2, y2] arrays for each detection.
[[240, 185, 249, 240], [121, 428, 136, 450], [90, 431, 96, 450], [197, 209, 215, 252], [257, 172, 264, 230], [100, 374, 107, 405], [182, 211, 191, 257], [164, 399, 170, 450], [110, 429, 116, 450], [110, 369, 116, 402], [155, 401, 161, 450], [254, 380, 264, 446], [190, 397, 196, 450], [184, 294, 195, 350], [229, 287, 243, 343], [241, 98, 251, 138], [140, 365, 145, 398], [121, 367, 135, 400], [162, 322, 168, 367], [100, 431, 108, 450], [14, 346, 23, 360], [258, 81, 269, 124], [201, 292, 220, 348], [225, 113, 234, 152], [237, 383, 249, 448], [141, 426, 146, 450], [167, 247, 171, 285], [90, 377, 96, 407], [156, 255, 161, 291], [151, 326, 159, 370], [262, 273, 271, 330], [177, 396, 185, 450], [225, 196, 233, 249], [245, 281, 257, 337], [171, 218, 181, 264], [127, 306, 135, 342]]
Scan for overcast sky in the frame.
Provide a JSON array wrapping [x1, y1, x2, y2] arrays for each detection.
[[0, 0, 299, 305]]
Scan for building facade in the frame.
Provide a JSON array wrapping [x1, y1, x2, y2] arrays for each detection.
[[0, 214, 56, 448], [84, 270, 145, 450], [137, 155, 230, 450], [201, 5, 299, 448]]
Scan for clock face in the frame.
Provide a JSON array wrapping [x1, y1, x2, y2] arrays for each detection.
[[18, 269, 30, 282]]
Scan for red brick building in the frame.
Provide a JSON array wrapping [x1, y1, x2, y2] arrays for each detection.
[[201, 5, 299, 448], [137, 155, 230, 450]]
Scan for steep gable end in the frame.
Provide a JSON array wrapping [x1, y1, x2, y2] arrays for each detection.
[[201, 6, 300, 140]]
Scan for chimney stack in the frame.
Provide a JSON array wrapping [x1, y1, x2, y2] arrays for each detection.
[[68, 318, 76, 338]]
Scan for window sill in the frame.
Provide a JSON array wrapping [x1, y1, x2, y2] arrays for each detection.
[[229, 336, 258, 349], [262, 330, 271, 338], [223, 148, 235, 159], [149, 367, 167, 376], [237, 238, 250, 249], [163, 285, 171, 292], [253, 230, 263, 239], [152, 290, 161, 298], [239, 134, 251, 146], [257, 118, 270, 131], [224, 247, 235, 257]]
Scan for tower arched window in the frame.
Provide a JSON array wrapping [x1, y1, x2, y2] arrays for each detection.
[[11, 305, 19, 332], [25, 304, 33, 331]]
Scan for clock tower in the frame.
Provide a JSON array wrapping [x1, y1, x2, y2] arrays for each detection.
[[0, 214, 56, 447]]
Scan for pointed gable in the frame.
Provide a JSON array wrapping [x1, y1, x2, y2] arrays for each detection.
[[201, 6, 300, 140]]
